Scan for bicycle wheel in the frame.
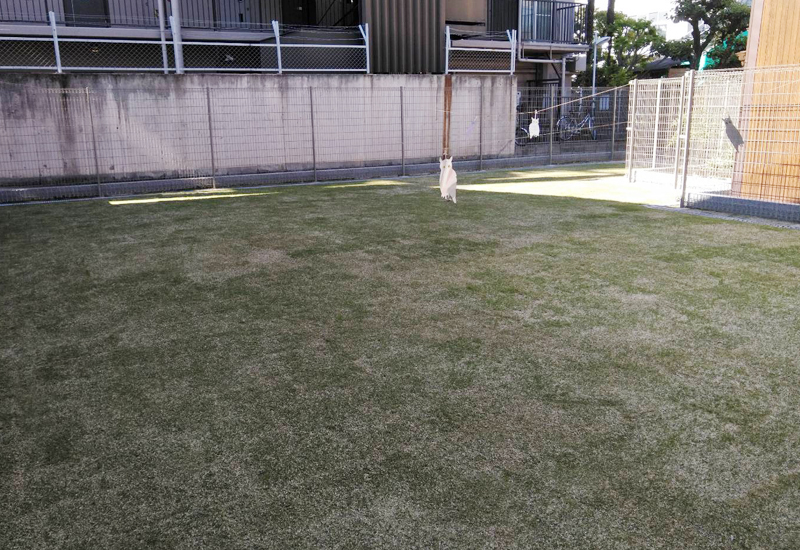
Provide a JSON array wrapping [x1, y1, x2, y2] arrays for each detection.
[[588, 116, 597, 140], [515, 127, 529, 147], [557, 117, 576, 141]]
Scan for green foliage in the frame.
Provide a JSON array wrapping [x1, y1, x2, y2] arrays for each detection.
[[704, 32, 748, 69], [654, 38, 694, 63], [673, 0, 750, 69], [577, 10, 662, 86]]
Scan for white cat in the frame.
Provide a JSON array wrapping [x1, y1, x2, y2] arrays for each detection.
[[439, 156, 457, 204]]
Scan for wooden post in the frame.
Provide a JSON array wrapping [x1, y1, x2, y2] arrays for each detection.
[[442, 75, 453, 158]]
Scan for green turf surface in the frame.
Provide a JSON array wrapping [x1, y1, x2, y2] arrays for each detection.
[[2, 164, 799, 548]]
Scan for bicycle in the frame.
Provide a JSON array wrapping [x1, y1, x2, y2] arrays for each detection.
[[557, 109, 597, 141]]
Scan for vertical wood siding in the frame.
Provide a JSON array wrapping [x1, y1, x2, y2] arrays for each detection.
[[739, 0, 800, 203]]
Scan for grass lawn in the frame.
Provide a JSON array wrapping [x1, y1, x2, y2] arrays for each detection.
[[2, 164, 799, 548]]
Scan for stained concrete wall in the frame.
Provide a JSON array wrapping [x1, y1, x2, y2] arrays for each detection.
[[0, 73, 516, 186]]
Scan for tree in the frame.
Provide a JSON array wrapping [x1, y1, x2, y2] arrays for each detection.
[[654, 38, 694, 63], [586, 0, 596, 66], [704, 31, 748, 69], [577, 11, 662, 86], [673, 0, 750, 70], [606, 0, 616, 65]]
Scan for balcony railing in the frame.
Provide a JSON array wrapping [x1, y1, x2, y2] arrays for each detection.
[[519, 0, 588, 45], [0, 1, 279, 31], [0, 13, 370, 74]]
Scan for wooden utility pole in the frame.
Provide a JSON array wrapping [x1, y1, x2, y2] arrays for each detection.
[[442, 75, 453, 157]]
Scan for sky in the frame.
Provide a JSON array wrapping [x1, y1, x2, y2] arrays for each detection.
[[595, 0, 676, 18]]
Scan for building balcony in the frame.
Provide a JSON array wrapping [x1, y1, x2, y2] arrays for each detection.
[[0, 1, 368, 73], [519, 0, 589, 47]]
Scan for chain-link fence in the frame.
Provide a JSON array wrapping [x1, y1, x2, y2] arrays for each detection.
[[627, 66, 800, 222], [0, 76, 628, 203], [514, 85, 628, 163], [0, 15, 368, 74], [446, 27, 517, 75]]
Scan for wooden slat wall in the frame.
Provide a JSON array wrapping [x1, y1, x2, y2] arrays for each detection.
[[754, 0, 800, 67], [739, 0, 800, 203]]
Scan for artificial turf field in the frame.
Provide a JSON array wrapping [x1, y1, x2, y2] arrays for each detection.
[[2, 164, 799, 548]]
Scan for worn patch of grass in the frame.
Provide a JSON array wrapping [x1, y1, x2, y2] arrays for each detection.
[[2, 165, 800, 548]]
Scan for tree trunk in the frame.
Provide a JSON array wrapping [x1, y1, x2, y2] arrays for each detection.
[[691, 20, 703, 70], [586, 0, 595, 67], [606, 0, 615, 65]]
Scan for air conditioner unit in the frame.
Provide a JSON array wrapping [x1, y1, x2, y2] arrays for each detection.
[[566, 54, 587, 73]]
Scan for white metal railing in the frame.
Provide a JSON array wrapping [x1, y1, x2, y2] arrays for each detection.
[[445, 26, 517, 75], [0, 12, 369, 74]]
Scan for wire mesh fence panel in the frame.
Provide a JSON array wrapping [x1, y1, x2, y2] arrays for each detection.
[[0, 87, 99, 200], [684, 70, 743, 193], [0, 22, 366, 74], [281, 46, 367, 72], [732, 67, 800, 205], [401, 87, 444, 167], [627, 66, 800, 222], [627, 78, 688, 186], [449, 87, 483, 160], [0, 38, 57, 70], [59, 39, 169, 71], [448, 49, 514, 73], [514, 86, 628, 162], [182, 42, 278, 72], [0, 77, 632, 203], [446, 28, 515, 74], [90, 87, 213, 194], [311, 87, 402, 169], [279, 24, 368, 72]]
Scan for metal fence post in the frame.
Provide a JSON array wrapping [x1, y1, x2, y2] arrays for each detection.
[[85, 88, 102, 197], [48, 11, 61, 74], [309, 87, 317, 182], [156, 0, 169, 73], [507, 30, 516, 75], [626, 79, 638, 182], [479, 82, 484, 170], [672, 73, 687, 189], [365, 24, 370, 74], [358, 24, 370, 74], [169, 14, 184, 74], [272, 20, 282, 74], [549, 85, 556, 164], [610, 87, 617, 160], [206, 88, 217, 189], [400, 86, 406, 176], [651, 79, 662, 169], [445, 26, 450, 75], [679, 70, 696, 208]]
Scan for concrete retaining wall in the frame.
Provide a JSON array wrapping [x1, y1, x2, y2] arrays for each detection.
[[0, 73, 517, 188]]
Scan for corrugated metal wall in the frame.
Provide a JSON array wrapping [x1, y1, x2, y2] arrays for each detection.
[[315, 0, 360, 26], [487, 0, 518, 33], [175, 0, 281, 28], [362, 0, 446, 74]]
